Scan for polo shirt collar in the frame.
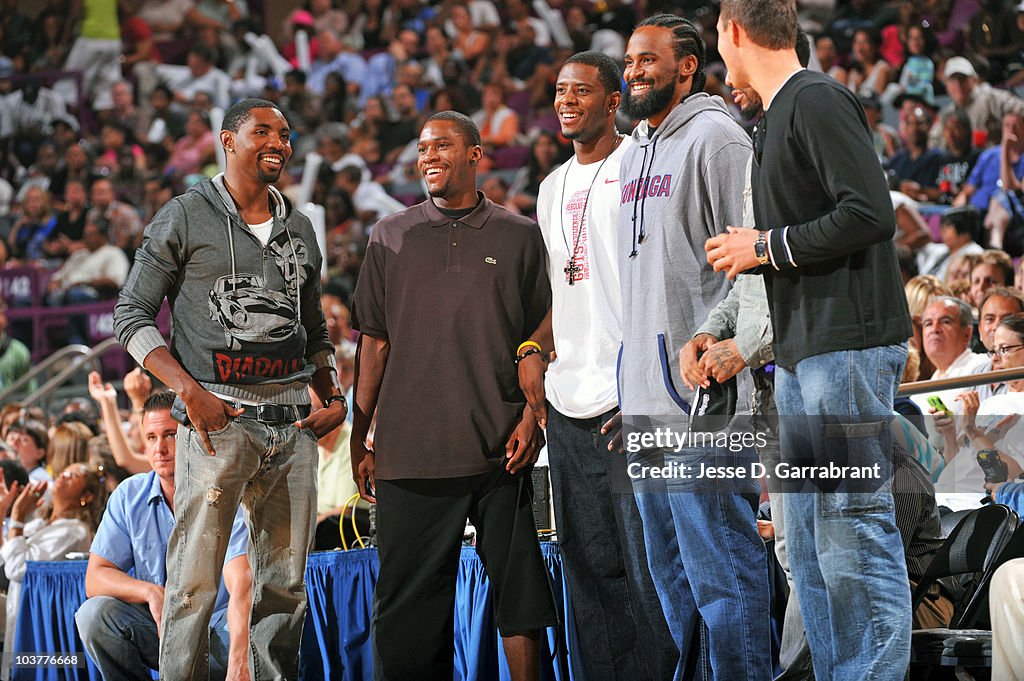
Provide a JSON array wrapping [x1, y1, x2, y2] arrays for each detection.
[[421, 191, 493, 229]]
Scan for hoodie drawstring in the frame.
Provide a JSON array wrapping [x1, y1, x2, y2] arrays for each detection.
[[629, 135, 658, 258], [637, 137, 658, 248]]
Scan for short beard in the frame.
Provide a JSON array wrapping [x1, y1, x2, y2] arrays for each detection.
[[621, 80, 678, 121], [257, 167, 283, 183], [740, 101, 763, 121]]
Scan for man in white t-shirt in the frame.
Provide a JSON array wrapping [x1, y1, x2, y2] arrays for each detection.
[[516, 51, 676, 680], [156, 45, 231, 110]]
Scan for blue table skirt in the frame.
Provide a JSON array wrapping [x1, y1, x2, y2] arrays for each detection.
[[14, 544, 579, 681]]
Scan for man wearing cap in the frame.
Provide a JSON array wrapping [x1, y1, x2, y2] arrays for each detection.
[[928, 56, 1024, 150]]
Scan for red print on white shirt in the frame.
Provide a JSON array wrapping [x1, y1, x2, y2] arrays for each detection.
[[565, 188, 591, 283]]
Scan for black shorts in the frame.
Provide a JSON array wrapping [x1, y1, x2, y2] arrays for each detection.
[[372, 465, 558, 680]]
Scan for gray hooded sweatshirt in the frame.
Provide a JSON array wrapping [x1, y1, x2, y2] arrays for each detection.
[[113, 176, 333, 405], [617, 92, 752, 419]]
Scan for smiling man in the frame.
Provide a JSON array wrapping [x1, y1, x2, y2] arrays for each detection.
[[517, 51, 677, 680], [350, 112, 557, 681], [114, 98, 348, 679], [616, 14, 770, 680]]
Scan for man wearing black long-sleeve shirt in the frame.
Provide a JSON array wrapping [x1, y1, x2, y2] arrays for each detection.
[[708, 1, 914, 680]]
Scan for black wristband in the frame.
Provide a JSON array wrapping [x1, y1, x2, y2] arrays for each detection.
[[514, 347, 542, 366], [324, 394, 347, 409]]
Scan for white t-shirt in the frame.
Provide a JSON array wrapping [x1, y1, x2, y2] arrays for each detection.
[[248, 217, 273, 246], [535, 136, 632, 418]]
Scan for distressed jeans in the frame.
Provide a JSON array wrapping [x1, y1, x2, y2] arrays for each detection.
[[774, 344, 911, 681], [159, 418, 318, 681]]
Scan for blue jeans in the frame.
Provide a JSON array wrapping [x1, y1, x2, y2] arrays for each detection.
[[774, 345, 911, 681], [546, 406, 677, 681], [76, 597, 229, 681], [628, 444, 772, 681], [160, 419, 318, 681]]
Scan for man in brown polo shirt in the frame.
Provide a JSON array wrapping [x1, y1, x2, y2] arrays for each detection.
[[350, 111, 557, 681]]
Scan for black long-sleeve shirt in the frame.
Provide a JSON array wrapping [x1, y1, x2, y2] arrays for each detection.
[[751, 70, 912, 368]]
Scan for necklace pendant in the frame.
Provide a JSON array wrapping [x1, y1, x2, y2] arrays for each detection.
[[564, 258, 579, 286]]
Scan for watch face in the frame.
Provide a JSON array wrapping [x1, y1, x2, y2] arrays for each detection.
[[753, 235, 770, 264]]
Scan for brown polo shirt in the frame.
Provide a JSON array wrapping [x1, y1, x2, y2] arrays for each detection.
[[352, 193, 550, 479]]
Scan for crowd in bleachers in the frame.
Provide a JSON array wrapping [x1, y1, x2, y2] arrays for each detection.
[[1, 0, 1024, 674], [0, 1, 1021, 316]]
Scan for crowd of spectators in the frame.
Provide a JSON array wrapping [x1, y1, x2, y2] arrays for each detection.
[[5, 0, 1023, 305], [0, 0, 1022, 671]]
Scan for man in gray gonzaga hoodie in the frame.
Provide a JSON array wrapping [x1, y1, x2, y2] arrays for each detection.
[[617, 15, 771, 680]]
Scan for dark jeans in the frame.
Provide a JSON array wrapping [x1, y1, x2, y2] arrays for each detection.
[[546, 405, 678, 681]]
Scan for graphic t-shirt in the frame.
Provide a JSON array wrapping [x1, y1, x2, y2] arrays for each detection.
[[536, 136, 633, 418]]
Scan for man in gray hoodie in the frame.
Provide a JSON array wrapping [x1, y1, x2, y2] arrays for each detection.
[[113, 98, 348, 680], [617, 14, 771, 680]]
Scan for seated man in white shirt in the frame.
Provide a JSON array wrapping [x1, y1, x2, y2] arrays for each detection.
[[334, 165, 405, 225], [45, 217, 131, 346], [931, 314, 1024, 509], [912, 296, 990, 413], [913, 296, 992, 481], [155, 45, 232, 110]]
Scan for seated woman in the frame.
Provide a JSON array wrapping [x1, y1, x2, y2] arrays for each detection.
[[0, 463, 106, 666], [7, 186, 57, 263], [47, 423, 91, 478], [472, 82, 521, 150], [507, 130, 569, 218], [848, 27, 893, 97], [933, 314, 1024, 509], [167, 111, 217, 180]]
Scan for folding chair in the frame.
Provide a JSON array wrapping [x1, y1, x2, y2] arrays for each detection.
[[910, 504, 1019, 673]]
